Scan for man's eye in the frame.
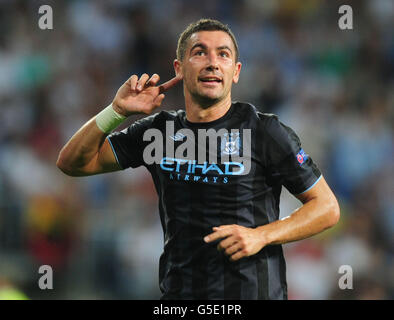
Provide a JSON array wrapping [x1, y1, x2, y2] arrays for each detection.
[[195, 51, 204, 56], [220, 52, 229, 57]]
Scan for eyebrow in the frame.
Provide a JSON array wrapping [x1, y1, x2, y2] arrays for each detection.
[[190, 43, 233, 55]]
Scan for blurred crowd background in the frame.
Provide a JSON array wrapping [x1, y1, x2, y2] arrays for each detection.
[[0, 0, 393, 299]]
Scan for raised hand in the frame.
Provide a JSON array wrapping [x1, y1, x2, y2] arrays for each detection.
[[112, 73, 182, 117]]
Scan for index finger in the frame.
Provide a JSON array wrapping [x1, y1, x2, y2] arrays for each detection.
[[204, 228, 233, 243], [158, 75, 182, 94]]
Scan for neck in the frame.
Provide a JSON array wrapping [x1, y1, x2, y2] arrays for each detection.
[[184, 93, 232, 123]]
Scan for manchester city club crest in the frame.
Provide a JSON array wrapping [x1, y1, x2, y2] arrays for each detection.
[[221, 132, 241, 156]]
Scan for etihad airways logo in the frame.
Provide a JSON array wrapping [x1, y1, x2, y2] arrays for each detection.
[[160, 158, 245, 175], [160, 158, 243, 184], [142, 121, 251, 175]]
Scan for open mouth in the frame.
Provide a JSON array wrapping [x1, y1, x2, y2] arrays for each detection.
[[198, 77, 222, 83]]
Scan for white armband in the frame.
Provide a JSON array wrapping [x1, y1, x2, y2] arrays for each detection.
[[95, 103, 127, 134]]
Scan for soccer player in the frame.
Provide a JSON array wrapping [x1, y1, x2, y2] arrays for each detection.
[[57, 19, 340, 299]]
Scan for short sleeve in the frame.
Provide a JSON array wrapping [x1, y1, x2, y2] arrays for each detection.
[[107, 114, 157, 169], [264, 115, 322, 195]]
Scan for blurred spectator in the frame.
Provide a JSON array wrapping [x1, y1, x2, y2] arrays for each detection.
[[0, 0, 392, 299], [0, 278, 29, 300]]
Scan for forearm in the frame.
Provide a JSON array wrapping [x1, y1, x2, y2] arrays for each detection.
[[57, 101, 128, 176], [258, 197, 340, 246], [56, 117, 107, 174]]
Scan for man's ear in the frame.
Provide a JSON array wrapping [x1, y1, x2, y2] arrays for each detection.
[[174, 59, 183, 78], [233, 61, 242, 84]]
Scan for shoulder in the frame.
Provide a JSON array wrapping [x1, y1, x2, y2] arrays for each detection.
[[232, 101, 286, 132], [132, 108, 184, 127], [232, 101, 277, 122], [234, 102, 301, 151], [232, 101, 261, 120], [255, 109, 295, 138], [154, 109, 184, 120]]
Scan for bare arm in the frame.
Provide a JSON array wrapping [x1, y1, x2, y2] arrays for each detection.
[[204, 176, 340, 261], [257, 175, 340, 245], [56, 118, 119, 176], [56, 73, 181, 176]]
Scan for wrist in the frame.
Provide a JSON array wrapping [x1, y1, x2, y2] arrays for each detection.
[[95, 103, 127, 134], [111, 101, 128, 117], [255, 225, 272, 247]]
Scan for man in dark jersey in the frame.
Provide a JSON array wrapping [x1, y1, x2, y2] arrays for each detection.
[[57, 19, 340, 299]]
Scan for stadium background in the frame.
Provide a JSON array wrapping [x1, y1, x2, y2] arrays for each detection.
[[0, 0, 393, 299]]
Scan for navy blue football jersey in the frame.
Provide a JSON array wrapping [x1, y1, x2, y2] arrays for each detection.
[[108, 102, 321, 299]]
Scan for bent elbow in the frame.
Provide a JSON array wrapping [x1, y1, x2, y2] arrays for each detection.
[[327, 197, 340, 227], [56, 153, 93, 177], [56, 157, 72, 176], [56, 154, 78, 177], [56, 153, 65, 171]]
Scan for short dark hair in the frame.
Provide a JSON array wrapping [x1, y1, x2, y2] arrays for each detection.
[[176, 18, 239, 62]]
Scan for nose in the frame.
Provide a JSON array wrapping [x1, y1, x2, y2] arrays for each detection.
[[206, 51, 219, 71]]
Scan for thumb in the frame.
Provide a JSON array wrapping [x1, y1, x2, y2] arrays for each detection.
[[153, 93, 165, 107]]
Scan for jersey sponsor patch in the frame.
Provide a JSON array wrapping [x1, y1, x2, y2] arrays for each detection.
[[296, 148, 309, 165]]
